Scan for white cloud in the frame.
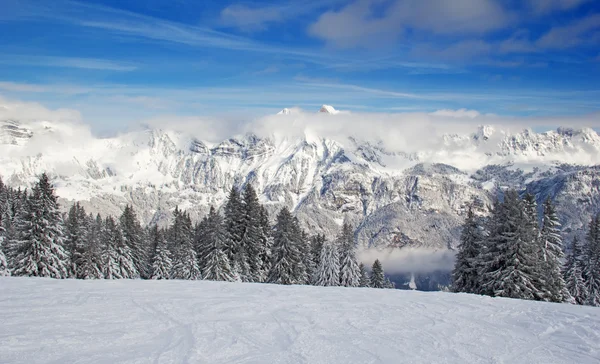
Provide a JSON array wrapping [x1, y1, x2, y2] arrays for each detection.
[[358, 247, 456, 274], [537, 14, 600, 49], [528, 0, 591, 14], [0, 55, 137, 71], [308, 0, 511, 48], [220, 4, 283, 32], [412, 40, 493, 61], [430, 109, 482, 118], [0, 82, 47, 93], [498, 30, 538, 54], [2, 0, 337, 66], [0, 95, 81, 122], [219, 0, 346, 32], [253, 66, 280, 75]]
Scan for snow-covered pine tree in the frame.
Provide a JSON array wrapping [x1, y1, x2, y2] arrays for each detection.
[[223, 186, 245, 267], [12, 173, 69, 278], [291, 216, 309, 284], [268, 207, 304, 285], [120, 205, 149, 279], [370, 259, 385, 288], [147, 225, 160, 269], [258, 206, 272, 280], [151, 229, 172, 280], [0, 225, 10, 276], [358, 262, 369, 287], [476, 198, 503, 296], [299, 229, 315, 284], [384, 277, 396, 289], [563, 236, 588, 305], [310, 234, 324, 269], [452, 204, 484, 293], [169, 209, 201, 280], [0, 183, 10, 276], [202, 206, 235, 281], [480, 190, 542, 300], [539, 198, 569, 303], [315, 238, 340, 286], [1, 187, 23, 269], [65, 202, 89, 277], [75, 213, 103, 279], [338, 223, 360, 287], [522, 193, 549, 297], [583, 214, 600, 306], [102, 216, 138, 279], [239, 184, 265, 282]]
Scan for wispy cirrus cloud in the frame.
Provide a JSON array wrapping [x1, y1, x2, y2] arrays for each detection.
[[527, 0, 592, 14], [219, 0, 345, 32], [0, 55, 137, 71], [219, 4, 283, 32], [537, 13, 600, 49], [0, 82, 48, 93], [3, 0, 338, 66]]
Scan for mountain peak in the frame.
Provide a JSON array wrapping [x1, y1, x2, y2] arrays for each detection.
[[277, 108, 292, 115], [473, 125, 495, 141], [318, 105, 339, 114]]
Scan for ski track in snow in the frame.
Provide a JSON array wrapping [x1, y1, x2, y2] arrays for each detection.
[[0, 278, 599, 364]]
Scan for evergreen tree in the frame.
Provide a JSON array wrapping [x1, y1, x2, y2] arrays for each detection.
[[583, 215, 600, 306], [315, 239, 339, 286], [338, 223, 360, 287], [480, 190, 543, 300], [194, 215, 210, 271], [240, 184, 265, 282], [310, 234, 324, 270], [169, 208, 201, 280], [76, 213, 103, 279], [223, 186, 244, 267], [563, 236, 587, 305], [290, 216, 308, 284], [0, 226, 10, 276], [258, 206, 272, 281], [202, 207, 235, 281], [0, 187, 10, 276], [102, 216, 138, 279], [151, 229, 172, 280], [384, 277, 396, 289], [522, 193, 549, 297], [539, 198, 569, 302], [268, 208, 303, 285], [1, 187, 24, 269], [358, 262, 370, 287], [452, 205, 484, 293], [370, 259, 385, 288], [11, 173, 69, 278], [65, 202, 89, 277], [120, 205, 149, 278]]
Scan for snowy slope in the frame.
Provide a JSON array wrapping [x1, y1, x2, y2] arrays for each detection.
[[1, 112, 600, 250], [0, 278, 598, 364]]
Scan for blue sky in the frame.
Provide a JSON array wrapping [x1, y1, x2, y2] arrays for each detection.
[[0, 0, 599, 133]]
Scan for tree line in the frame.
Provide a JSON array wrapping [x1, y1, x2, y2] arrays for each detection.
[[452, 190, 600, 306], [0, 174, 393, 289]]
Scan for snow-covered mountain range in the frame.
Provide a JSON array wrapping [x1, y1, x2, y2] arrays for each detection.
[[1, 105, 600, 261]]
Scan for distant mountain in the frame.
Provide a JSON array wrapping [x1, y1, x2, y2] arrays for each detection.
[[1, 107, 599, 257]]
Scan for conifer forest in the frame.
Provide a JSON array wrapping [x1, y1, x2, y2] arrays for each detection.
[[2, 173, 599, 307], [0, 174, 392, 290]]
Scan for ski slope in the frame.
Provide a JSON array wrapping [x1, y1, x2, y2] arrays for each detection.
[[0, 278, 598, 364]]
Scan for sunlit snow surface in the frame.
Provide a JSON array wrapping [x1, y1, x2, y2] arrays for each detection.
[[1, 278, 599, 363]]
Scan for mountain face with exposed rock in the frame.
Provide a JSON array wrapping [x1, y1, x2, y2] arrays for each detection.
[[1, 106, 599, 261]]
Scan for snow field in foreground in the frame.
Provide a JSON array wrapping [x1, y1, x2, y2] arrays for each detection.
[[0, 277, 599, 364]]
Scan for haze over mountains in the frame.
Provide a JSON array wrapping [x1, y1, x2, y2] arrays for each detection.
[[1, 103, 600, 275]]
